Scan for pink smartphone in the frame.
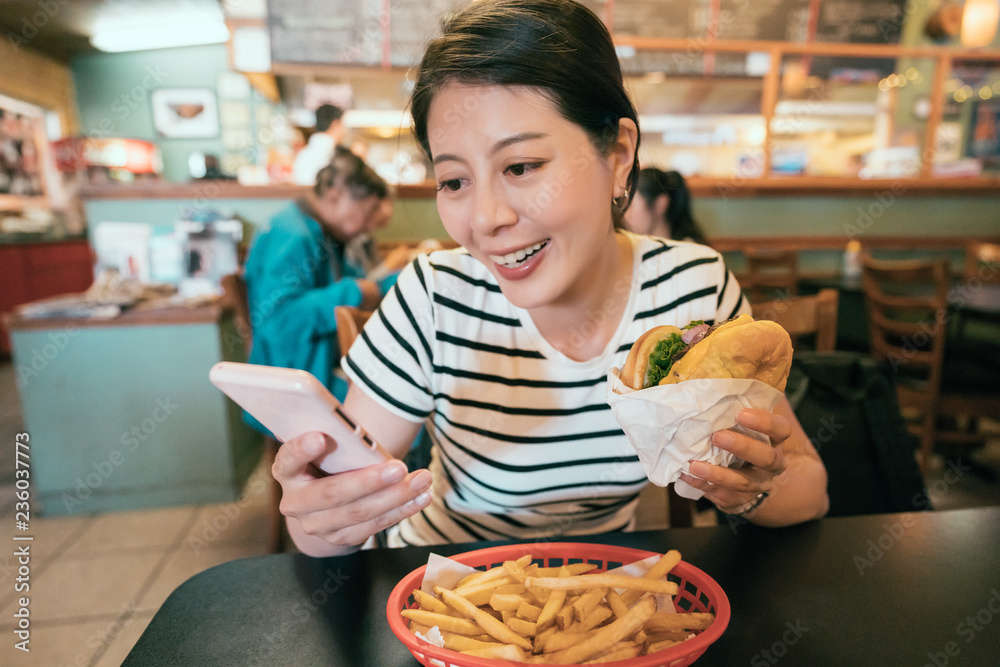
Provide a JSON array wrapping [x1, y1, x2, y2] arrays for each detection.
[[209, 362, 392, 474]]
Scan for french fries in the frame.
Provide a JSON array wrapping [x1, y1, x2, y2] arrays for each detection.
[[402, 549, 714, 664]]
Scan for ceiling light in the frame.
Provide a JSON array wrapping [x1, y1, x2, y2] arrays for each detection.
[[961, 0, 1000, 48], [92, 22, 229, 52], [91, 5, 229, 53]]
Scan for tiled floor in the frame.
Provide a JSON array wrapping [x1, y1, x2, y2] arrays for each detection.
[[0, 358, 998, 666], [0, 359, 273, 667]]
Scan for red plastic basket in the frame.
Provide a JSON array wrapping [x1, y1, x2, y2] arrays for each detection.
[[386, 542, 730, 667]]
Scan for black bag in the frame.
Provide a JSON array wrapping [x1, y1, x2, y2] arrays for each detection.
[[786, 351, 931, 517]]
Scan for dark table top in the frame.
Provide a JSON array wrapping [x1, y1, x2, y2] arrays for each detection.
[[124, 507, 1000, 666]]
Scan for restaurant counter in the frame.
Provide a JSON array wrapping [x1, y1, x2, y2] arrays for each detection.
[[7, 299, 261, 516], [123, 506, 1000, 666]]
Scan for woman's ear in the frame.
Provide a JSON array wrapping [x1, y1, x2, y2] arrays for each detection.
[[611, 117, 639, 196]]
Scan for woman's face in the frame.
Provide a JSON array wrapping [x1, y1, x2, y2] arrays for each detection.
[[314, 189, 381, 241], [427, 83, 633, 311]]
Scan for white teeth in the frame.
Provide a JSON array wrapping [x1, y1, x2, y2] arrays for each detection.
[[490, 242, 546, 268]]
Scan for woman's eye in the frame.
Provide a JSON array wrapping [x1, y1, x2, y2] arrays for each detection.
[[437, 179, 463, 192], [504, 162, 542, 177]]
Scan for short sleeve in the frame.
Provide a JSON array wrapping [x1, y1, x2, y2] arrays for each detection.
[[342, 256, 436, 422], [715, 257, 750, 322]]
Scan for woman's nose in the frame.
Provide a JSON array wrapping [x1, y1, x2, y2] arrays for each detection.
[[470, 179, 518, 235]]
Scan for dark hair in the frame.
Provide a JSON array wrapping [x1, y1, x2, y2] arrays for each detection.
[[314, 146, 389, 200], [314, 104, 344, 133], [410, 0, 640, 226], [634, 168, 708, 246]]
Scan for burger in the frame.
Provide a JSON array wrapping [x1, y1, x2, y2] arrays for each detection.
[[620, 314, 793, 392]]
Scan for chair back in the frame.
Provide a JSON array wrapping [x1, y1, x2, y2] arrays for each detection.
[[861, 255, 950, 472], [335, 305, 374, 359], [752, 289, 839, 352], [221, 272, 253, 352], [744, 247, 799, 303], [221, 271, 285, 552]]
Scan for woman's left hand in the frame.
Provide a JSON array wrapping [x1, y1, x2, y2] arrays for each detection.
[[677, 407, 790, 516]]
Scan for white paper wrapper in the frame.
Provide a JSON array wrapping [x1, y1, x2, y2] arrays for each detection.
[[419, 552, 676, 613], [413, 625, 446, 648], [607, 367, 783, 499]]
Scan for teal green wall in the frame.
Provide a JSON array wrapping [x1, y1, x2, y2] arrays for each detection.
[[82, 195, 447, 244], [71, 45, 231, 183], [694, 194, 999, 239]]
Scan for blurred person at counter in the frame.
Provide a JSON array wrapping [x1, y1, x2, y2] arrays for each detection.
[[292, 104, 347, 186], [243, 147, 403, 418], [624, 168, 709, 246]]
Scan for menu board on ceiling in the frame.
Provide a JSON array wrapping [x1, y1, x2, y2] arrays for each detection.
[[267, 0, 383, 66], [813, 0, 908, 44], [611, 0, 905, 43], [387, 0, 471, 67], [386, 0, 608, 68], [715, 0, 811, 42], [612, 0, 704, 39], [268, 0, 911, 71]]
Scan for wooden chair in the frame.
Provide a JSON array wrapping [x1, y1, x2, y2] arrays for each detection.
[[334, 305, 374, 359], [220, 272, 286, 553], [864, 255, 1000, 475], [743, 248, 799, 303], [861, 256, 949, 474], [752, 289, 839, 352]]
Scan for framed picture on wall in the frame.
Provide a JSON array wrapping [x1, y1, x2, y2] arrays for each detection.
[[151, 88, 220, 139], [0, 97, 47, 197]]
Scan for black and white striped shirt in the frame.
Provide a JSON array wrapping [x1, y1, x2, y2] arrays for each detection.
[[344, 231, 748, 546]]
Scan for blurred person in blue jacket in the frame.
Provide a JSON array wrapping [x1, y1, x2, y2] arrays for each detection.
[[243, 147, 400, 420]]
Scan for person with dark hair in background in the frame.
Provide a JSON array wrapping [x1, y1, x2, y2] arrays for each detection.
[[625, 167, 709, 245], [243, 147, 395, 414], [272, 0, 828, 556], [292, 104, 347, 185]]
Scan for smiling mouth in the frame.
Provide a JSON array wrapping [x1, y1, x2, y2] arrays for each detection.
[[488, 241, 550, 268]]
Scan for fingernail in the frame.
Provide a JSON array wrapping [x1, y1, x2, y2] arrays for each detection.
[[381, 461, 406, 484], [413, 491, 432, 506], [737, 411, 760, 429], [409, 470, 432, 491], [713, 430, 735, 447], [689, 461, 709, 477]]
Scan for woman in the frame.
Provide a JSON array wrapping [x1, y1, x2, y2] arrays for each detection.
[[625, 167, 709, 245], [274, 0, 828, 556]]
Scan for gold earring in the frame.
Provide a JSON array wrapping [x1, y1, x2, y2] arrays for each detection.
[[615, 187, 630, 209]]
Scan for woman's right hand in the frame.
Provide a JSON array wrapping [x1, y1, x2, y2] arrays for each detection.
[[357, 278, 383, 310], [272, 431, 433, 556]]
